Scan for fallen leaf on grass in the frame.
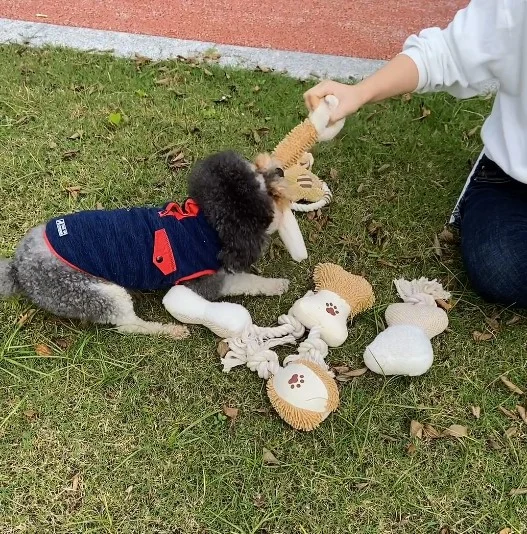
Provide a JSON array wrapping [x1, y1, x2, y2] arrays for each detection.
[[262, 448, 279, 465], [500, 375, 524, 395], [485, 316, 500, 331], [250, 127, 270, 144], [504, 426, 518, 438], [222, 406, 239, 422], [253, 493, 266, 508], [154, 77, 171, 86], [307, 209, 323, 221], [329, 168, 339, 180], [471, 406, 481, 419], [107, 112, 123, 127], [423, 424, 442, 439], [412, 105, 431, 121], [134, 54, 150, 69], [166, 150, 191, 172], [65, 186, 83, 200], [436, 299, 452, 311], [96, 202, 104, 210], [410, 420, 423, 439], [498, 529, 512, 534], [334, 367, 368, 383], [367, 220, 388, 247], [71, 473, 81, 492], [377, 259, 397, 268], [23, 409, 37, 421], [498, 406, 518, 420], [35, 344, 53, 356], [433, 234, 442, 257], [506, 314, 522, 326], [438, 228, 455, 243], [62, 150, 79, 160], [68, 130, 83, 140], [472, 330, 493, 342], [510, 488, 527, 496], [487, 438, 503, 450], [17, 309, 36, 327], [466, 125, 480, 138], [516, 405, 527, 423], [354, 482, 371, 490], [53, 338, 73, 350], [442, 424, 468, 438], [406, 443, 417, 455]]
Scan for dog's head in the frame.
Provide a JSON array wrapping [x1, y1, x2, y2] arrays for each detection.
[[187, 150, 307, 272]]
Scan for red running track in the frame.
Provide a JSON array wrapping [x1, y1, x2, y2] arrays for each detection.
[[0, 0, 467, 60]]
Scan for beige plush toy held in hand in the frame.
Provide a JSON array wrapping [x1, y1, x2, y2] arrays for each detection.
[[271, 95, 344, 213]]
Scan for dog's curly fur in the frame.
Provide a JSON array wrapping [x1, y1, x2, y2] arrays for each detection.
[[0, 150, 290, 339]]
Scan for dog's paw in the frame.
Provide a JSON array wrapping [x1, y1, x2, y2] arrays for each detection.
[[166, 324, 191, 340], [264, 278, 290, 296]]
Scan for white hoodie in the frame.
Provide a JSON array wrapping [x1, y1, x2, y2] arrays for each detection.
[[401, 0, 527, 183]]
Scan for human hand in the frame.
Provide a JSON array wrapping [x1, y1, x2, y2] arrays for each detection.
[[303, 80, 366, 123]]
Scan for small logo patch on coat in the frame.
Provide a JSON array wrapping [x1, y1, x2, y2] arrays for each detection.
[[56, 219, 68, 237]]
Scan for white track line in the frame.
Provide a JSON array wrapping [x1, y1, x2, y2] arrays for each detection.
[[0, 18, 386, 80]]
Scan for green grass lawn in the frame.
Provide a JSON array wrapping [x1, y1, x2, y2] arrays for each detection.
[[0, 44, 526, 534]]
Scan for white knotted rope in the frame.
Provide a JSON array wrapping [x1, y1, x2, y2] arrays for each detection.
[[394, 277, 451, 307], [220, 313, 331, 379]]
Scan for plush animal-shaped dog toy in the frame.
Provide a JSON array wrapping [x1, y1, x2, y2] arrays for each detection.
[[283, 153, 332, 212], [165, 263, 374, 431], [363, 278, 451, 376], [271, 95, 344, 212]]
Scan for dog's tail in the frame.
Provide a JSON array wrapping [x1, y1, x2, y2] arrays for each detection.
[[0, 259, 20, 297]]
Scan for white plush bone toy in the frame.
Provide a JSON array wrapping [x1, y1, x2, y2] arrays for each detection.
[[363, 278, 451, 376]]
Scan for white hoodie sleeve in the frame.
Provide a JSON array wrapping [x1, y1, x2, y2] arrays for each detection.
[[401, 0, 511, 98]]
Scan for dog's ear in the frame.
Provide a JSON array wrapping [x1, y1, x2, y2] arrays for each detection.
[[219, 231, 269, 272], [217, 204, 271, 271]]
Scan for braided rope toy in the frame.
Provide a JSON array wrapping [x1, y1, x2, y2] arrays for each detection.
[[218, 263, 375, 431]]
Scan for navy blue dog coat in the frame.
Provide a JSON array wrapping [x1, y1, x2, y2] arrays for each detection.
[[44, 199, 222, 290]]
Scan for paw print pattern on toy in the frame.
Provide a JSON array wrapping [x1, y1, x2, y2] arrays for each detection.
[[325, 302, 340, 316], [288, 373, 305, 389]]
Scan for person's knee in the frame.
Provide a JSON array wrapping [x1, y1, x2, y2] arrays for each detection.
[[461, 236, 527, 307]]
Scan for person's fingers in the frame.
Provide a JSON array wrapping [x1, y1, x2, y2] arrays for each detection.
[[303, 90, 322, 111], [308, 94, 322, 111], [303, 80, 332, 110]]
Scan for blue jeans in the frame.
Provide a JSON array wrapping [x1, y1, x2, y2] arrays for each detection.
[[459, 154, 527, 308]]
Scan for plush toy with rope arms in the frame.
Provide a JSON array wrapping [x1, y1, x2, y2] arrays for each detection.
[[164, 263, 374, 431]]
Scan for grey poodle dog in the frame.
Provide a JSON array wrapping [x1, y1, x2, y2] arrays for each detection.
[[0, 150, 293, 339]]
